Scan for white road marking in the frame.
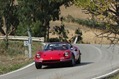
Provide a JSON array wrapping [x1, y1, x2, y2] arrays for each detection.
[[92, 45, 119, 79], [0, 62, 34, 77], [92, 69, 119, 79], [90, 45, 102, 56]]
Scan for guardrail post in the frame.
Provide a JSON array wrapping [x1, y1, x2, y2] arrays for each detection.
[[27, 28, 32, 58]]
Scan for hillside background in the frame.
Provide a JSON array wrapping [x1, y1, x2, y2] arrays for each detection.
[[50, 5, 110, 44]]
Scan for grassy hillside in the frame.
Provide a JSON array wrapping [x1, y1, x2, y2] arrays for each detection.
[[50, 5, 111, 44]]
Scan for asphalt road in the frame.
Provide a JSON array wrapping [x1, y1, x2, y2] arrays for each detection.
[[1, 44, 119, 79]]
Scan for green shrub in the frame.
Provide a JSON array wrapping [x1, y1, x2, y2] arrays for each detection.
[[48, 38, 60, 42], [65, 15, 107, 30], [0, 40, 24, 56]]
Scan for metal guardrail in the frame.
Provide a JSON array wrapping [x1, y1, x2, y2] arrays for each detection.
[[0, 36, 44, 42]]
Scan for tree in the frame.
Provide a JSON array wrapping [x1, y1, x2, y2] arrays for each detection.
[[0, 0, 73, 43], [0, 0, 19, 48], [0, 0, 19, 35], [75, 28, 82, 43], [74, 0, 119, 44], [52, 24, 69, 42], [18, 0, 73, 42]]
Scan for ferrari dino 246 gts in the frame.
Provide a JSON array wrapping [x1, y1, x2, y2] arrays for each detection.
[[34, 42, 81, 69]]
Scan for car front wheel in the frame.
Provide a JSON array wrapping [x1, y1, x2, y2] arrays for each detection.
[[76, 55, 81, 64], [35, 62, 42, 69], [70, 54, 76, 66]]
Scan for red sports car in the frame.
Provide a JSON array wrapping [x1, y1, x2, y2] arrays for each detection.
[[34, 42, 81, 69]]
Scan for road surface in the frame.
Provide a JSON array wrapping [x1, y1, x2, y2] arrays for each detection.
[[1, 44, 119, 79]]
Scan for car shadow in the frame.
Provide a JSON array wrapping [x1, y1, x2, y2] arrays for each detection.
[[76, 62, 93, 66], [42, 62, 93, 69]]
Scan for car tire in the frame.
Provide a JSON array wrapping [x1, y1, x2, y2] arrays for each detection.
[[76, 55, 81, 64], [70, 54, 76, 66], [35, 62, 42, 69]]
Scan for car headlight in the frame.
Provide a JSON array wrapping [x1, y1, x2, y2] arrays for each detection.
[[36, 54, 40, 58], [64, 52, 69, 57]]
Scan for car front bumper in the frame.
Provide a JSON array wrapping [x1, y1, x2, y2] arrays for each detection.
[[35, 58, 72, 66]]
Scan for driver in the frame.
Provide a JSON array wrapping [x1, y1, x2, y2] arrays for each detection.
[[62, 45, 67, 50]]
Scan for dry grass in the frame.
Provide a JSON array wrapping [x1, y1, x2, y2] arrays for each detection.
[[110, 76, 119, 79], [0, 41, 42, 75], [50, 5, 112, 44], [60, 5, 91, 19], [50, 21, 111, 44]]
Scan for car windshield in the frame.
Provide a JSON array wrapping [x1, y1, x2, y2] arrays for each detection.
[[44, 43, 69, 50]]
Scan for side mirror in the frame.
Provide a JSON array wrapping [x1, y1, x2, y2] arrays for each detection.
[[71, 47, 73, 50]]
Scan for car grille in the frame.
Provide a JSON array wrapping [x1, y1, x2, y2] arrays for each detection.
[[43, 60, 59, 63]]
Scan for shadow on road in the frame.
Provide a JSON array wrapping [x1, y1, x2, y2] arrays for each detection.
[[76, 62, 93, 66], [42, 62, 93, 69]]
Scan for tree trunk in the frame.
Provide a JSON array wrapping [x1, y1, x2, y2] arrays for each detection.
[[2, 16, 9, 49], [43, 19, 50, 42]]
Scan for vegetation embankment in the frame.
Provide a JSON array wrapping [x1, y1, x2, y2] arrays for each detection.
[[0, 40, 42, 75]]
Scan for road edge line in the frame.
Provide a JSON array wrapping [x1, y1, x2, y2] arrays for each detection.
[[92, 45, 119, 79], [0, 62, 35, 77], [92, 68, 119, 79]]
